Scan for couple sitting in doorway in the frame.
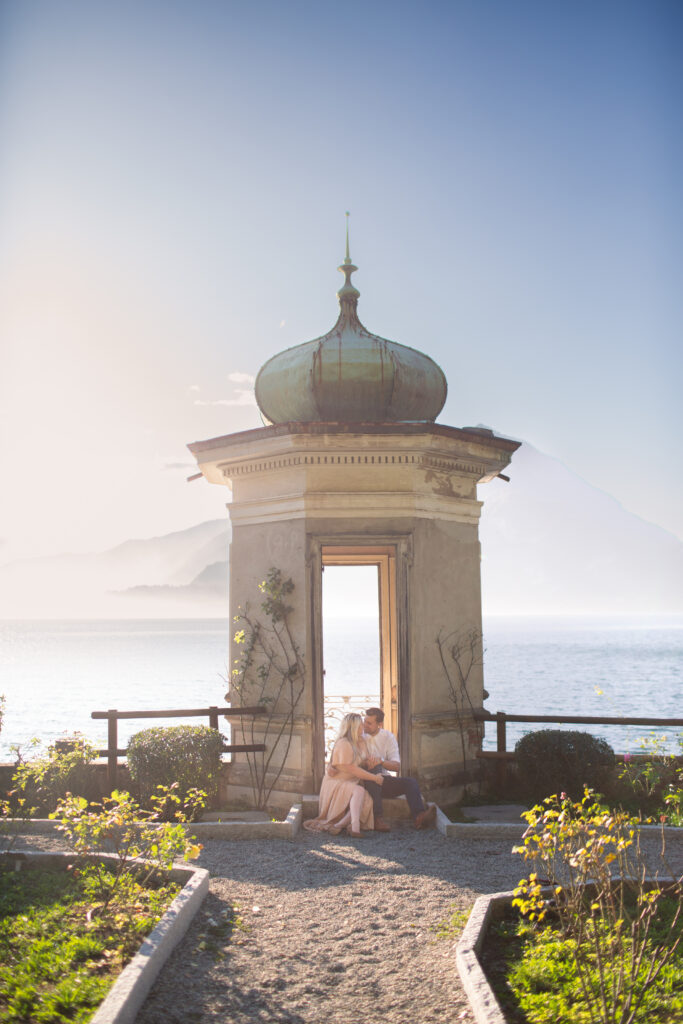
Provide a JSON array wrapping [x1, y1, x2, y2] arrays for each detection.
[[304, 707, 437, 837]]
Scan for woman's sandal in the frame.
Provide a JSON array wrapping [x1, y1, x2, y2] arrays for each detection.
[[346, 829, 363, 838], [328, 825, 344, 836]]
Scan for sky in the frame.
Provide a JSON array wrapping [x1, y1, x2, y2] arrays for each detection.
[[1, 0, 682, 567]]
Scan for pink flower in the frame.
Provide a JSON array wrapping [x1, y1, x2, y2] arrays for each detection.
[[624, 753, 633, 762]]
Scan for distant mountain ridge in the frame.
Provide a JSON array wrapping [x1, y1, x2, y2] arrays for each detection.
[[0, 520, 230, 617], [479, 443, 683, 615], [0, 442, 681, 617]]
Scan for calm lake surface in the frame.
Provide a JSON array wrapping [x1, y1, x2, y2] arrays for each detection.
[[0, 616, 681, 760]]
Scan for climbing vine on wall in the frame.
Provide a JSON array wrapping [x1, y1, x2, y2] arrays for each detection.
[[436, 625, 485, 795], [227, 568, 305, 810]]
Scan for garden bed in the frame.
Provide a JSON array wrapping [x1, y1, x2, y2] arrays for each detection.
[[458, 887, 683, 1024], [0, 851, 208, 1024]]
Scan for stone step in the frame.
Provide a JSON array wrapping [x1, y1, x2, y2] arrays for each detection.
[[303, 793, 412, 821]]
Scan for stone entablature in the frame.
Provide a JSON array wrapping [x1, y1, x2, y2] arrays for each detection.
[[189, 423, 517, 489]]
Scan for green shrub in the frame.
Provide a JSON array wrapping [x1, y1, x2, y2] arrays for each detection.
[[127, 725, 224, 811], [12, 736, 99, 815], [515, 729, 615, 802]]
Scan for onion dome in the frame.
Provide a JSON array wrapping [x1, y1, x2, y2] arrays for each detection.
[[254, 219, 447, 424]]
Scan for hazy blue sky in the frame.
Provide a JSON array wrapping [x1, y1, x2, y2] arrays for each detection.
[[1, 0, 681, 563]]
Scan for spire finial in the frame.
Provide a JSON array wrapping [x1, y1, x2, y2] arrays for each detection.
[[337, 211, 360, 314], [344, 210, 351, 264]]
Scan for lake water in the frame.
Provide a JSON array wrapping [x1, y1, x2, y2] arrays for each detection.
[[0, 617, 681, 760]]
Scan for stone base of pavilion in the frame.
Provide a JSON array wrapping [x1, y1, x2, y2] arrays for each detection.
[[301, 794, 414, 823]]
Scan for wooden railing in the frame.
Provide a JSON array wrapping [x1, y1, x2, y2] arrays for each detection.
[[477, 711, 683, 755], [91, 705, 267, 788], [475, 710, 683, 790]]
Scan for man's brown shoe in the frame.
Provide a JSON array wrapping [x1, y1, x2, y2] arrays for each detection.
[[414, 803, 437, 830], [374, 818, 391, 832]]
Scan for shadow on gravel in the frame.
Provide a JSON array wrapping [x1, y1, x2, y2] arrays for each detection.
[[138, 892, 308, 1024], [195, 825, 519, 895]]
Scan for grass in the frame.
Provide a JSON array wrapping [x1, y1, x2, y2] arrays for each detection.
[[432, 904, 471, 941], [481, 901, 683, 1024], [0, 866, 179, 1023]]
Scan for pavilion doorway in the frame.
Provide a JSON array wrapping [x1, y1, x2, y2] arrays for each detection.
[[320, 546, 398, 765]]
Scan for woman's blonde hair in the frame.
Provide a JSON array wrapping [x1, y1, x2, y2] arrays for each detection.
[[336, 712, 365, 761]]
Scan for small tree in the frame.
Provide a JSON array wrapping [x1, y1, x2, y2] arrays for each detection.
[[436, 626, 484, 796], [227, 568, 305, 810], [51, 788, 202, 912]]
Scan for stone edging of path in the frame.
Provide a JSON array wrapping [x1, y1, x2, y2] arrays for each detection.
[[443, 819, 683, 839], [455, 889, 513, 1024], [4, 804, 303, 841], [7, 806, 681, 841], [441, 804, 683, 840], [1, 850, 209, 1024]]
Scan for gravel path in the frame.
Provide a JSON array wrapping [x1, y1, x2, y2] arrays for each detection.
[[137, 823, 522, 1024], [12, 827, 682, 1024]]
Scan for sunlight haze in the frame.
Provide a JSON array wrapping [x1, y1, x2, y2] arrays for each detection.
[[1, 0, 681, 596]]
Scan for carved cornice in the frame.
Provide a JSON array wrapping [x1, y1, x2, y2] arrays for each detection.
[[219, 450, 495, 482]]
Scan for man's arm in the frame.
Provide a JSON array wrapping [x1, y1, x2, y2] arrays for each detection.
[[365, 755, 399, 772], [381, 730, 401, 772], [366, 731, 400, 773]]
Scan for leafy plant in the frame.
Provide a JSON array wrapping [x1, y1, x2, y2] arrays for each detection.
[[12, 736, 99, 815], [515, 729, 615, 803], [228, 568, 305, 810], [512, 789, 683, 1024], [127, 724, 223, 814], [0, 794, 34, 855], [50, 786, 202, 912], [618, 733, 683, 821], [663, 778, 683, 827]]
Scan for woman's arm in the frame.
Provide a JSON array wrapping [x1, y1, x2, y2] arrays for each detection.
[[340, 762, 385, 785], [330, 739, 384, 785]]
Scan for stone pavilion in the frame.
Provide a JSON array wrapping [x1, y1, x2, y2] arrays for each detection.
[[188, 232, 519, 806]]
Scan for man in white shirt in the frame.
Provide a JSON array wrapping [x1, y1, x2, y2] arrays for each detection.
[[361, 707, 436, 832]]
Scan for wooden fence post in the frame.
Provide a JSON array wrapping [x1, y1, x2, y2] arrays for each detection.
[[208, 706, 219, 731], [107, 711, 118, 791], [496, 712, 507, 753]]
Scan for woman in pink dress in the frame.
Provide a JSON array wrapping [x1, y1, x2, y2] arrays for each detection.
[[304, 712, 384, 837]]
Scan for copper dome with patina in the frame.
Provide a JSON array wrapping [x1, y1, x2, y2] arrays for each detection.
[[254, 231, 447, 424]]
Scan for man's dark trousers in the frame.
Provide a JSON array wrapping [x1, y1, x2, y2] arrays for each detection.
[[364, 770, 425, 820]]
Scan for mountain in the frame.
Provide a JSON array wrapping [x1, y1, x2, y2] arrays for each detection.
[[0, 520, 230, 618], [0, 442, 681, 617], [479, 442, 683, 615]]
